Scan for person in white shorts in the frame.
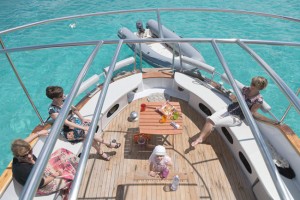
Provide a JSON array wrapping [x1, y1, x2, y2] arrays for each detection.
[[191, 76, 268, 146]]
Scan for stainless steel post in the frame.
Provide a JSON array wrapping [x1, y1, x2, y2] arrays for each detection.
[[0, 37, 45, 125]]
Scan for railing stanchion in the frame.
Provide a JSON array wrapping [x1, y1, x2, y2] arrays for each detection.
[[0, 37, 45, 125], [156, 9, 163, 39], [69, 40, 124, 199], [238, 40, 300, 114], [211, 39, 292, 200], [139, 43, 143, 70], [280, 88, 300, 123], [20, 41, 103, 200]]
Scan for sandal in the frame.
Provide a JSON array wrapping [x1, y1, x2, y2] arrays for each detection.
[[106, 141, 121, 149], [98, 151, 111, 161]]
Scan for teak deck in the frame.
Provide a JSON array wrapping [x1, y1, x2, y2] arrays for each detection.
[[78, 97, 256, 200]]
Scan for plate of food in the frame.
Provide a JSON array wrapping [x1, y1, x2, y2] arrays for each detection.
[[157, 102, 175, 116]]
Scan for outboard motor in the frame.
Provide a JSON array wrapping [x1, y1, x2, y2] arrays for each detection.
[[136, 20, 145, 34]]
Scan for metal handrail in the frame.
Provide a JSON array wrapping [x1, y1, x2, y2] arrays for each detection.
[[20, 41, 103, 199], [238, 40, 300, 114], [1, 38, 300, 55], [1, 8, 300, 35], [280, 88, 300, 123], [69, 39, 124, 200], [0, 38, 45, 125], [156, 9, 163, 39], [178, 43, 183, 72], [211, 39, 291, 200], [0, 8, 299, 199], [0, 38, 299, 122]]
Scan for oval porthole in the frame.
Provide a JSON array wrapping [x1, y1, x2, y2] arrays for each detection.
[[107, 104, 119, 118], [239, 151, 252, 174], [178, 87, 184, 92], [221, 127, 233, 144], [132, 88, 138, 93], [199, 103, 212, 116]]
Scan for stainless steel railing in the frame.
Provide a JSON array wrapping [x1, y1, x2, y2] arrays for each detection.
[[0, 8, 299, 200], [0, 38, 45, 125], [20, 41, 103, 200], [1, 37, 299, 115], [211, 39, 291, 200], [69, 39, 124, 199], [13, 39, 298, 199], [1, 8, 300, 35], [238, 40, 300, 114], [280, 88, 300, 123]]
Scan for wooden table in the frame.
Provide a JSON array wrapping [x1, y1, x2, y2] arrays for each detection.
[[139, 102, 183, 145]]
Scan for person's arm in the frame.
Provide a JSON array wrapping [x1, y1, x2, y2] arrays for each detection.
[[250, 103, 262, 118], [251, 103, 279, 124], [229, 93, 237, 102], [149, 163, 157, 177], [71, 106, 91, 123], [228, 86, 248, 102], [165, 156, 173, 169], [42, 171, 62, 186], [149, 162, 154, 171], [50, 113, 88, 131], [24, 130, 49, 143]]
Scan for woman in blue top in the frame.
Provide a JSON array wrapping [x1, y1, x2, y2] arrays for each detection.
[[46, 86, 121, 161], [192, 76, 268, 146]]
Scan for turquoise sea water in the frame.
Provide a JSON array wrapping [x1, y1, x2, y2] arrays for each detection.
[[0, 0, 299, 174]]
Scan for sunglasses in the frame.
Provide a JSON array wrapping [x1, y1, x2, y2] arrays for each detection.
[[20, 149, 33, 157]]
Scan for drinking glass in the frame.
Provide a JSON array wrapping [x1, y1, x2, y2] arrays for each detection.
[[141, 103, 146, 112], [172, 111, 179, 120], [159, 115, 167, 123]]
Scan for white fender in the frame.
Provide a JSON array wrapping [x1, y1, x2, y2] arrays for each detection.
[[103, 57, 135, 75], [77, 57, 136, 96], [181, 56, 215, 74], [77, 74, 101, 96]]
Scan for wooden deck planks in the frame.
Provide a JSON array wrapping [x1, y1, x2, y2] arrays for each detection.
[[77, 97, 255, 200]]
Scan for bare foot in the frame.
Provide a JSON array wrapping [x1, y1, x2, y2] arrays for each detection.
[[98, 151, 111, 161], [149, 171, 157, 177], [191, 138, 203, 147]]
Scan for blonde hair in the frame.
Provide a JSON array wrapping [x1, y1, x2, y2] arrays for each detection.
[[11, 139, 31, 157], [251, 76, 268, 90]]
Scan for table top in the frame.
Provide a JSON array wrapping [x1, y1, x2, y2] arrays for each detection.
[[139, 102, 183, 135]]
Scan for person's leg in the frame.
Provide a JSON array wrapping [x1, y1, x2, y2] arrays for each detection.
[[37, 148, 78, 196], [91, 140, 101, 153], [91, 139, 111, 161], [191, 109, 241, 146], [93, 134, 104, 144], [94, 134, 121, 149], [191, 108, 227, 146], [212, 115, 241, 127], [191, 119, 214, 146]]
